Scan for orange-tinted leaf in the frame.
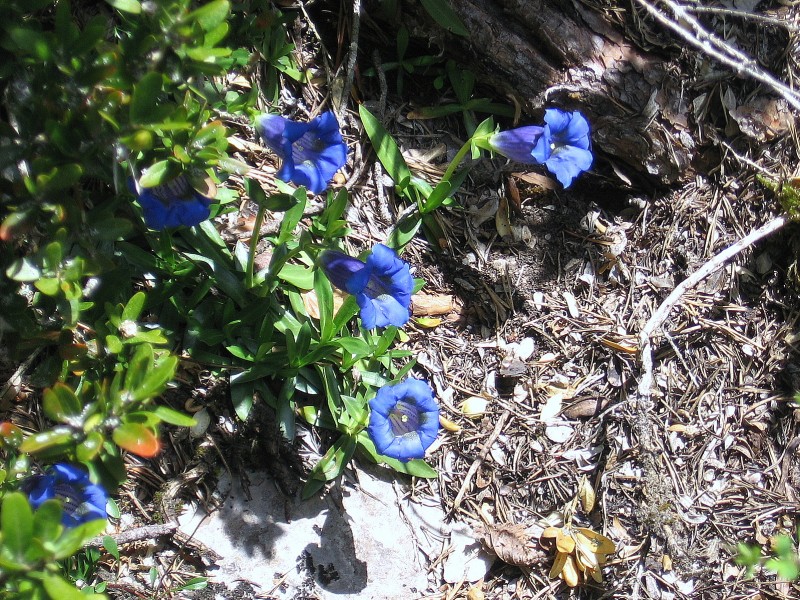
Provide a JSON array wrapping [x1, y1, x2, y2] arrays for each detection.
[[112, 423, 161, 457]]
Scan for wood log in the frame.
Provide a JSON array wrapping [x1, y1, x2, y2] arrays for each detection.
[[387, 0, 794, 187]]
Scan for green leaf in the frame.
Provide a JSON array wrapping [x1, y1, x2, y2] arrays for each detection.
[[43, 573, 99, 600], [336, 337, 372, 359], [302, 435, 357, 499], [357, 433, 438, 477], [6, 257, 41, 282], [186, 0, 231, 31], [176, 577, 208, 591], [9, 26, 51, 60], [138, 160, 178, 188], [278, 263, 314, 289], [152, 406, 197, 427], [103, 535, 120, 561], [313, 269, 334, 341], [20, 428, 74, 454], [105, 0, 142, 13], [130, 71, 164, 124], [51, 519, 107, 560], [358, 104, 411, 189], [1, 493, 33, 560], [277, 190, 307, 244], [386, 213, 422, 251], [76, 432, 104, 462], [230, 381, 254, 422], [123, 343, 153, 398], [420, 0, 469, 36], [32, 500, 62, 545], [421, 180, 452, 214], [36, 163, 83, 193], [34, 277, 60, 296], [122, 291, 146, 322], [43, 383, 82, 422]]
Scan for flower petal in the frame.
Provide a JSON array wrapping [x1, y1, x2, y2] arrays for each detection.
[[545, 108, 591, 150], [545, 146, 593, 188], [356, 292, 378, 329], [369, 293, 410, 328], [255, 114, 290, 158]]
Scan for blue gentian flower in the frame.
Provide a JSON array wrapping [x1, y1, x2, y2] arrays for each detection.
[[367, 378, 440, 461], [256, 111, 348, 195], [541, 108, 593, 188], [132, 175, 211, 230], [320, 243, 414, 329], [488, 125, 550, 165], [22, 463, 108, 528]]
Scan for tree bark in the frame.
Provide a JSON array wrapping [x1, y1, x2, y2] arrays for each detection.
[[400, 0, 794, 187]]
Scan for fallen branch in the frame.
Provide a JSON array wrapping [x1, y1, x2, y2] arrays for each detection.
[[451, 409, 510, 513], [635, 0, 800, 112], [637, 214, 788, 399], [86, 522, 178, 549]]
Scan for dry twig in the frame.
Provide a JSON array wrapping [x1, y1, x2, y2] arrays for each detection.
[[635, 0, 800, 112], [637, 214, 788, 399]]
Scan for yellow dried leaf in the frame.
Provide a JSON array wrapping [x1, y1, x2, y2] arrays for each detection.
[[561, 553, 580, 587], [411, 293, 455, 316], [439, 415, 462, 432], [578, 477, 596, 512], [461, 396, 489, 418], [541, 526, 562, 539], [556, 533, 576, 554], [414, 316, 442, 328], [574, 543, 600, 573], [301, 288, 346, 320], [549, 550, 568, 579], [586, 566, 604, 583], [466, 584, 485, 600], [575, 528, 616, 555]]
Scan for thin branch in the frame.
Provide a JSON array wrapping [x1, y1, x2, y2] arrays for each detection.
[[683, 4, 799, 32], [637, 214, 788, 399], [450, 409, 510, 513], [635, 0, 800, 112], [337, 0, 361, 119], [85, 522, 178, 548]]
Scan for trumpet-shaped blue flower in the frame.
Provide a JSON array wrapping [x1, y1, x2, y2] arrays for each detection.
[[256, 111, 348, 195], [488, 125, 550, 165], [367, 378, 439, 461], [132, 175, 211, 230], [487, 108, 592, 188], [320, 243, 413, 329], [22, 463, 108, 528]]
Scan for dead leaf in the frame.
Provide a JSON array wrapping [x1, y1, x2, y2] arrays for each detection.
[[477, 522, 546, 566], [512, 171, 558, 190], [563, 397, 610, 419], [578, 477, 596, 512], [411, 293, 456, 316], [495, 196, 512, 237], [301, 288, 347, 320]]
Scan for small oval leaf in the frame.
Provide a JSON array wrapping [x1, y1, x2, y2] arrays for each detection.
[[112, 423, 161, 457]]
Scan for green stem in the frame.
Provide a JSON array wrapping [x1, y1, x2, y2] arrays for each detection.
[[441, 138, 475, 183], [245, 205, 267, 289]]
